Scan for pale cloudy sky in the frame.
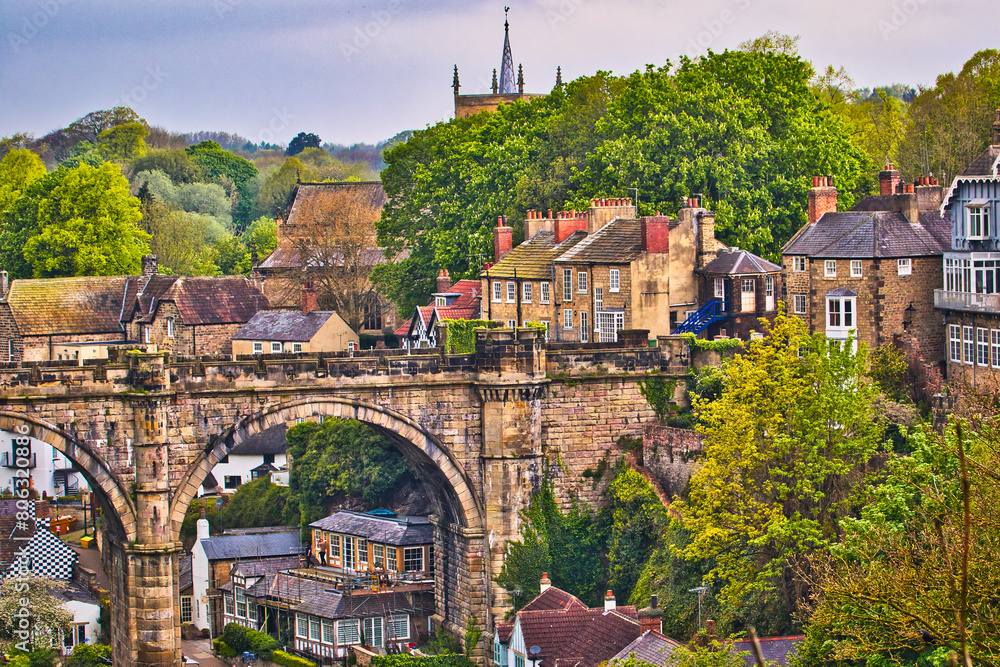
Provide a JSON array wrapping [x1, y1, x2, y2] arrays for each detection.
[[0, 0, 992, 146]]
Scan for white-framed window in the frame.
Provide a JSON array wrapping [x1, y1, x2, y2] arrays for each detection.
[[580, 311, 589, 342], [540, 282, 550, 304], [224, 594, 234, 616], [322, 620, 334, 644], [851, 260, 863, 277], [992, 330, 1000, 368], [741, 278, 755, 312], [435, 296, 446, 307], [578, 271, 588, 294], [253, 342, 262, 353], [364, 617, 384, 648], [387, 547, 397, 572], [247, 600, 256, 621], [337, 618, 360, 645], [506, 281, 516, 303], [824, 260, 837, 277], [348, 341, 357, 352], [964, 326, 975, 364], [271, 342, 282, 352], [609, 268, 620, 292], [373, 544, 385, 569], [765, 275, 775, 310], [522, 282, 532, 303], [507, 319, 516, 328], [235, 587, 246, 618], [977, 328, 990, 366], [181, 596, 192, 624], [357, 538, 368, 564], [950, 325, 962, 363], [793, 294, 807, 314], [594, 287, 603, 311], [563, 309, 573, 330], [144, 326, 151, 343], [515, 654, 525, 667], [492, 281, 502, 302], [713, 278, 725, 299], [563, 269, 573, 302], [967, 204, 990, 239], [539, 321, 550, 341], [898, 258, 912, 276], [330, 534, 341, 560], [296, 614, 308, 638], [597, 311, 625, 343], [344, 536, 355, 570], [826, 295, 856, 340], [167, 317, 175, 338], [289, 342, 301, 354], [403, 547, 423, 572], [388, 614, 410, 640], [310, 617, 321, 641], [793, 256, 806, 272]]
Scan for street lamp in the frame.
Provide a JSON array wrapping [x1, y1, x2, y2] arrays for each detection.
[[688, 586, 707, 632]]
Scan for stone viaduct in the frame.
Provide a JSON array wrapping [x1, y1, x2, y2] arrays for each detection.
[[0, 327, 690, 666]]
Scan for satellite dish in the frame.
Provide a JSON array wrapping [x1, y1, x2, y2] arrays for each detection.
[[529, 646, 542, 657], [215, 498, 223, 506]]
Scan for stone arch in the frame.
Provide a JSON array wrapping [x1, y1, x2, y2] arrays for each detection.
[[0, 410, 136, 542], [168, 397, 484, 543]]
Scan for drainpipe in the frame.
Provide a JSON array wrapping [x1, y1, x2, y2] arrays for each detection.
[[486, 270, 492, 321], [515, 268, 521, 327]]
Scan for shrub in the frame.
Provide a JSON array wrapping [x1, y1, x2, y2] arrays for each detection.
[[66, 644, 112, 667], [271, 650, 317, 667], [371, 654, 476, 667], [213, 638, 238, 659]]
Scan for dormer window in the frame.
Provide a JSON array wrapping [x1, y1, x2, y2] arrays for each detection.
[[967, 201, 990, 239], [435, 296, 446, 307]]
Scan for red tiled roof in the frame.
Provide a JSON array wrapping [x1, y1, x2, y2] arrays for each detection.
[[520, 586, 588, 613], [518, 607, 640, 667], [496, 622, 514, 644]]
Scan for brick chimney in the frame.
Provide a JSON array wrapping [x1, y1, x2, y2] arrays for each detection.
[[554, 210, 589, 244], [993, 108, 1000, 145], [641, 215, 670, 253], [914, 175, 943, 211], [436, 268, 451, 293], [604, 590, 616, 611], [879, 164, 901, 196], [524, 209, 555, 240], [639, 595, 662, 634], [587, 197, 637, 233], [540, 572, 551, 592], [494, 216, 513, 263], [141, 254, 158, 277], [808, 176, 837, 224], [302, 281, 317, 315]]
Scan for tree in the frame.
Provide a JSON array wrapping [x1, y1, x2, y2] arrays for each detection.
[[800, 417, 1000, 667], [222, 475, 290, 529], [256, 157, 314, 217], [66, 644, 113, 667], [0, 149, 46, 212], [605, 462, 668, 603], [286, 132, 321, 156], [18, 162, 149, 277], [96, 122, 148, 161], [185, 141, 259, 230], [674, 309, 885, 632], [131, 149, 204, 184], [0, 576, 72, 650], [65, 107, 145, 144]]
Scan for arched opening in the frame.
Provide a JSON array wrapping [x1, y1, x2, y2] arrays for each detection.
[[0, 411, 135, 542], [169, 398, 484, 542]]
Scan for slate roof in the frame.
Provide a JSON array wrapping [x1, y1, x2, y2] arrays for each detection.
[[233, 310, 344, 342], [961, 145, 1000, 177], [294, 589, 414, 620], [179, 552, 193, 592], [782, 211, 950, 258], [731, 636, 804, 667], [137, 276, 268, 325], [261, 571, 329, 604], [556, 218, 643, 265], [611, 630, 682, 666], [127, 275, 178, 322], [5, 276, 132, 336], [484, 230, 588, 279], [700, 248, 781, 275], [309, 510, 433, 547], [199, 529, 303, 561], [230, 423, 287, 456]]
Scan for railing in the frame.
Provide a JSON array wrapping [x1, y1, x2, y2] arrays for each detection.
[[934, 290, 1000, 314], [672, 300, 727, 335]]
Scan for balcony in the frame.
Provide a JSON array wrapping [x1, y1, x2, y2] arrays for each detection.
[[935, 289, 1000, 314]]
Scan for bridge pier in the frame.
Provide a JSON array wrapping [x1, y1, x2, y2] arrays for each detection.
[[431, 519, 490, 659]]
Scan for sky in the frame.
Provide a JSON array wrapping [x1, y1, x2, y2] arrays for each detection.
[[0, 0, 994, 147]]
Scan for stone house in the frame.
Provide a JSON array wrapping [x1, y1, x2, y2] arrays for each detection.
[[697, 247, 783, 340], [308, 509, 434, 580], [232, 284, 359, 357], [482, 198, 718, 342], [935, 111, 1000, 388], [395, 271, 482, 349], [782, 174, 950, 356], [199, 423, 288, 495]]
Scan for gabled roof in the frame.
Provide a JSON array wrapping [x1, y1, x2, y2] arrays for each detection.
[[611, 630, 682, 666], [517, 606, 640, 667], [260, 572, 329, 604], [520, 586, 589, 613], [555, 218, 642, 265], [941, 144, 1000, 213], [309, 510, 434, 547], [731, 636, 804, 667], [398, 278, 483, 338], [138, 276, 268, 325], [700, 248, 780, 275], [782, 211, 950, 258], [485, 230, 588, 279], [285, 182, 386, 229], [5, 276, 132, 336], [127, 275, 178, 322], [233, 310, 346, 342], [199, 529, 303, 561]]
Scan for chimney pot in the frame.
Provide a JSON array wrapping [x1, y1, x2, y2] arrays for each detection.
[[604, 590, 616, 611], [548, 209, 553, 218], [540, 572, 552, 592]]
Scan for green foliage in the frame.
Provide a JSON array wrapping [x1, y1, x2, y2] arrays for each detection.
[[441, 319, 499, 354], [66, 643, 112, 667], [0, 149, 46, 212], [286, 419, 413, 526], [6, 648, 57, 667], [213, 638, 238, 659], [256, 157, 311, 217], [868, 343, 909, 402], [679, 333, 745, 352], [131, 149, 204, 184], [222, 475, 290, 529], [638, 376, 677, 423], [271, 650, 317, 667], [372, 654, 475, 667], [425, 626, 464, 655], [185, 140, 258, 229], [286, 132, 321, 157], [96, 122, 148, 161], [675, 310, 884, 633], [219, 623, 278, 658], [463, 616, 481, 659], [688, 365, 724, 404], [180, 496, 222, 538], [605, 461, 668, 603], [496, 475, 605, 609]]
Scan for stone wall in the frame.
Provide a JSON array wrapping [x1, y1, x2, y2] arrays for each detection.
[[640, 424, 704, 498]]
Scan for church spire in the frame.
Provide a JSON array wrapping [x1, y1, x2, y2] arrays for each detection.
[[498, 7, 516, 94]]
